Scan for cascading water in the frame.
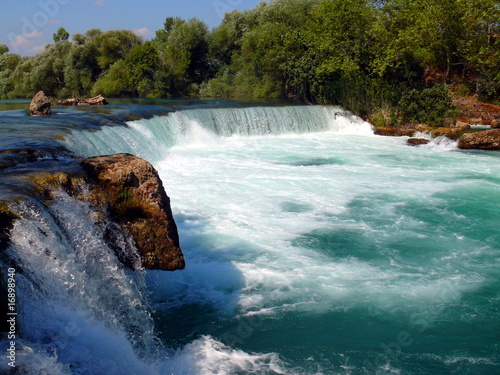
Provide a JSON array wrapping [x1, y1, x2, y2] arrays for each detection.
[[2, 192, 160, 374], [64, 105, 373, 161], [1, 102, 499, 374]]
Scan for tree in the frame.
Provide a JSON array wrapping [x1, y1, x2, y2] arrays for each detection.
[[0, 52, 22, 98], [93, 30, 143, 71], [124, 42, 160, 97], [64, 37, 100, 96], [0, 44, 9, 55], [92, 42, 161, 97], [53, 27, 69, 43], [92, 59, 132, 97], [154, 17, 210, 95]]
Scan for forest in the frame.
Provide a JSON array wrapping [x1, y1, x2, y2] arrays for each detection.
[[0, 0, 498, 126]]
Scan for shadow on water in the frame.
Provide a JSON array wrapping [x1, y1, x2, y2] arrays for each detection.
[[145, 212, 248, 349]]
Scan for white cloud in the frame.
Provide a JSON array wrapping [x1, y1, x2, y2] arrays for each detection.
[[94, 0, 105, 7], [32, 45, 46, 54], [11, 31, 43, 50], [133, 27, 151, 37], [49, 19, 61, 25]]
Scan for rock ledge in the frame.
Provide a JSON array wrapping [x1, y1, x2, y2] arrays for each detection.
[[81, 154, 184, 270], [458, 129, 500, 150]]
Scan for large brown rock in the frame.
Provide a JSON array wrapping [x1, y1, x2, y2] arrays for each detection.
[[458, 129, 500, 150], [407, 138, 430, 146], [29, 91, 51, 116], [373, 127, 416, 137], [81, 154, 185, 270], [430, 127, 465, 140]]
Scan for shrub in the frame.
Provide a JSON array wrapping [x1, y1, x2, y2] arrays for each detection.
[[398, 84, 453, 126]]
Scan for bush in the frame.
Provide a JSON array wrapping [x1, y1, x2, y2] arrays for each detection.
[[398, 84, 453, 126]]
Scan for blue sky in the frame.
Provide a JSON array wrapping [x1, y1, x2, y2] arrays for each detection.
[[1, 0, 265, 56]]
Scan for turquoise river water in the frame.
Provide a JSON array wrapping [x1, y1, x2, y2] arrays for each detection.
[[0, 101, 498, 374]]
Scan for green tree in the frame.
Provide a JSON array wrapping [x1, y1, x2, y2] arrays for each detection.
[[398, 84, 453, 125], [53, 27, 70, 43], [457, 0, 500, 99], [0, 53, 22, 98], [93, 30, 143, 71], [64, 35, 100, 96], [93, 42, 161, 97], [8, 59, 35, 98], [154, 17, 210, 95], [125, 42, 160, 97], [92, 59, 132, 97]]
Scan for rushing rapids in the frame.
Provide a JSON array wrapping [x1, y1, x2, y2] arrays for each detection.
[[0, 100, 498, 374]]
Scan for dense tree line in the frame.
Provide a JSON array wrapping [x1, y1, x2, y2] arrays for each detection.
[[0, 0, 498, 125]]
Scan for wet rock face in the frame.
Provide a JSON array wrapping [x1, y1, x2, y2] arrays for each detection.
[[0, 204, 18, 252], [458, 129, 500, 151], [29, 91, 51, 116], [81, 153, 185, 271], [1, 153, 185, 271]]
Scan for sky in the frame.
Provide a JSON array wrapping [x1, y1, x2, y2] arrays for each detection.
[[0, 0, 265, 56]]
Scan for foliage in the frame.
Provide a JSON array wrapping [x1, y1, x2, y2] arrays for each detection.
[[53, 27, 70, 43], [398, 84, 453, 126], [0, 0, 498, 126], [92, 59, 132, 97]]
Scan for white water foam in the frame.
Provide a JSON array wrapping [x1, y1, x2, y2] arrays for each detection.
[[15, 104, 499, 373], [150, 130, 493, 321], [6, 193, 160, 375], [64, 105, 373, 161], [161, 336, 290, 375]]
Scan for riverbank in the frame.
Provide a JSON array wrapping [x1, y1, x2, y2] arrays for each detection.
[[371, 95, 500, 150]]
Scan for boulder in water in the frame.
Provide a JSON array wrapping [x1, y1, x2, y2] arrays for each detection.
[[458, 129, 500, 150], [407, 138, 430, 146], [81, 153, 184, 271], [29, 91, 51, 116]]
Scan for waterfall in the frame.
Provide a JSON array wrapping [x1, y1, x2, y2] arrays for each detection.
[[2, 192, 161, 375], [0, 104, 373, 374], [0, 101, 498, 374], [64, 105, 373, 161]]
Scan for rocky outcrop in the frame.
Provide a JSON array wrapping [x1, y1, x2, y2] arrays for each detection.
[[373, 124, 430, 137], [57, 95, 108, 106], [407, 138, 430, 146], [0, 149, 43, 169], [453, 96, 500, 125], [374, 127, 416, 137], [430, 127, 466, 140], [458, 129, 500, 150], [454, 121, 471, 129], [491, 119, 500, 129], [29, 91, 51, 116], [81, 154, 184, 271], [3, 154, 185, 271]]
